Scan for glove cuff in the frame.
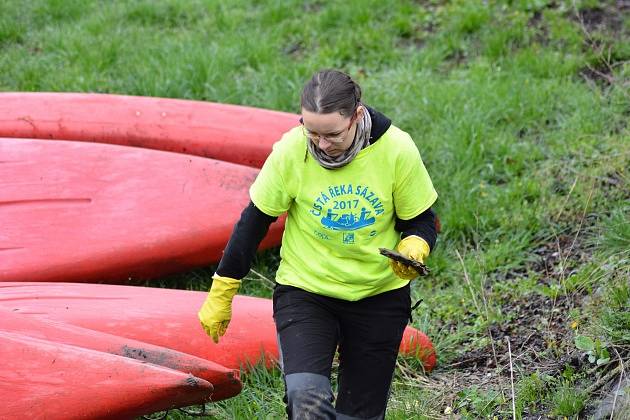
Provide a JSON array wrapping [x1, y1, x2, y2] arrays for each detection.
[[212, 273, 241, 287], [210, 274, 241, 296]]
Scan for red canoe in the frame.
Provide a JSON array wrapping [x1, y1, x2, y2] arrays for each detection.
[[0, 331, 214, 420], [0, 92, 298, 168], [0, 138, 284, 283], [0, 282, 436, 372], [0, 282, 278, 371], [0, 309, 241, 402], [400, 327, 437, 371]]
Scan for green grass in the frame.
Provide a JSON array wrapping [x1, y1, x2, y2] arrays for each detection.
[[550, 382, 587, 417], [2, 0, 628, 418]]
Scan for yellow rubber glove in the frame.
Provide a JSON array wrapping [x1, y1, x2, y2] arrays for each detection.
[[390, 235, 431, 280], [198, 274, 241, 344]]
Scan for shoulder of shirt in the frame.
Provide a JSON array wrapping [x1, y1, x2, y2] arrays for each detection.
[[379, 124, 419, 154], [270, 126, 306, 160]]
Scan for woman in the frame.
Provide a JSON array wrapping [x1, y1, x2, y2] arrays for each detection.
[[199, 69, 438, 419]]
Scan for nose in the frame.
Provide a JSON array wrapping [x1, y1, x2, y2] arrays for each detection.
[[318, 138, 332, 151]]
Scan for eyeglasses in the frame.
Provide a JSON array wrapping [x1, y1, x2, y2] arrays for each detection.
[[301, 112, 358, 144]]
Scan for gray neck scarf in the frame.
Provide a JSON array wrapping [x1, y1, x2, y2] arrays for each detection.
[[307, 106, 372, 169]]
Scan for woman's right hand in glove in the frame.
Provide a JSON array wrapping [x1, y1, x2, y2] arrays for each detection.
[[198, 274, 241, 343]]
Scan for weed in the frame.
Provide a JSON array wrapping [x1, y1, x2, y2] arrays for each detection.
[[515, 372, 547, 416], [454, 387, 506, 417], [574, 335, 610, 366], [550, 381, 587, 416]]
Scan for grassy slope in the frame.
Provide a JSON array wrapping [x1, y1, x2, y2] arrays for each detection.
[[1, 0, 628, 418]]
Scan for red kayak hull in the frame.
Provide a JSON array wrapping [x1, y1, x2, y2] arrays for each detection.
[[400, 327, 437, 371], [0, 282, 436, 371], [0, 309, 241, 401], [0, 138, 284, 283], [0, 92, 298, 168], [0, 331, 214, 420], [0, 282, 278, 371]]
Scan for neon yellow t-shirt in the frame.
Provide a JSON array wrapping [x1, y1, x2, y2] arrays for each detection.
[[250, 125, 437, 301]]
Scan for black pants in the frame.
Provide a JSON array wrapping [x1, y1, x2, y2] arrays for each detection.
[[272, 283, 411, 420]]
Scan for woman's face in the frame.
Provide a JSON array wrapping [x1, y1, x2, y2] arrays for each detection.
[[301, 107, 362, 157]]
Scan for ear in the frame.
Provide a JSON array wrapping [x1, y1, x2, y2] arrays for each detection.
[[355, 105, 365, 120]]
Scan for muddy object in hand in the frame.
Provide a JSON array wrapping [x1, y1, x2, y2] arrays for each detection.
[[378, 248, 429, 276]]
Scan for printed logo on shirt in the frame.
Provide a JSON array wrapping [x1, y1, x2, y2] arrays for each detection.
[[309, 184, 384, 236], [342, 232, 355, 244], [314, 230, 331, 240]]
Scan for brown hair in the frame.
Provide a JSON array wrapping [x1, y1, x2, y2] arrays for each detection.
[[300, 69, 361, 117]]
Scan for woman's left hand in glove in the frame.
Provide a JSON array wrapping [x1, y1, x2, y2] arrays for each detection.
[[390, 235, 430, 280]]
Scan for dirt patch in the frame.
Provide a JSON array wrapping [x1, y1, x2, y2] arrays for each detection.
[[396, 1, 444, 50], [574, 2, 630, 85], [283, 41, 304, 59], [302, 1, 323, 13], [527, 4, 557, 46], [121, 345, 169, 366], [185, 374, 204, 388], [524, 1, 630, 86], [530, 233, 593, 285], [503, 234, 592, 367], [432, 230, 598, 415], [579, 64, 616, 86], [396, 34, 427, 51], [599, 169, 630, 201], [447, 291, 582, 373], [572, 2, 630, 34]]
